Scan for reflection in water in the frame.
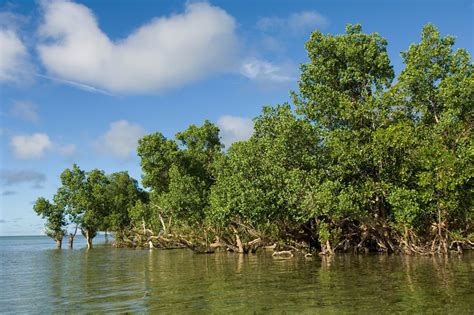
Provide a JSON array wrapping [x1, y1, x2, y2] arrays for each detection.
[[0, 236, 473, 313]]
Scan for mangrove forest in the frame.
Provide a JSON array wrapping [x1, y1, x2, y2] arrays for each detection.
[[34, 24, 473, 256]]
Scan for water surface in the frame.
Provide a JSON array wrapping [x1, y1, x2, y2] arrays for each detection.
[[1, 236, 473, 313]]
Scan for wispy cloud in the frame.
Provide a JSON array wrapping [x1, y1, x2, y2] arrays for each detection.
[[36, 73, 114, 96], [1, 190, 17, 196], [257, 10, 328, 33], [0, 169, 46, 189], [240, 58, 295, 83], [10, 100, 40, 123], [57, 143, 76, 156]]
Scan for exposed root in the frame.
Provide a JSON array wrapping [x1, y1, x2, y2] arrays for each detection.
[[114, 219, 472, 257]]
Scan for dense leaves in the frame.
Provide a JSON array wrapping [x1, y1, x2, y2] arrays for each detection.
[[209, 104, 320, 230], [138, 120, 222, 226]]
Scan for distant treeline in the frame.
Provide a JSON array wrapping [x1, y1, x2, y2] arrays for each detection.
[[35, 24, 473, 255]]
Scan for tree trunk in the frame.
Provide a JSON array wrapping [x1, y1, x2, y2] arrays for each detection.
[[68, 234, 75, 249], [158, 213, 167, 234], [326, 240, 334, 255], [235, 233, 244, 253], [69, 224, 78, 249], [56, 239, 62, 249], [86, 230, 93, 249]]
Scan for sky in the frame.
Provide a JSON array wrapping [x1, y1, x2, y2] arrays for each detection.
[[0, 0, 472, 235]]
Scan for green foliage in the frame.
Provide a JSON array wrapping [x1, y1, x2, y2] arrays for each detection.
[[392, 24, 473, 237], [208, 23, 472, 249], [104, 171, 148, 233], [209, 104, 321, 230], [138, 133, 178, 192], [55, 164, 87, 229], [294, 24, 394, 128], [137, 120, 222, 227], [81, 169, 109, 233], [387, 188, 422, 228], [292, 25, 399, 228], [129, 199, 157, 230], [33, 197, 66, 241], [35, 164, 144, 246]]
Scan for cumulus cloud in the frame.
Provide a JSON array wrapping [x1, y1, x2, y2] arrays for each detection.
[[257, 10, 328, 33], [217, 115, 254, 148], [10, 133, 76, 159], [95, 120, 145, 158], [0, 28, 31, 83], [37, 0, 238, 93], [0, 169, 46, 188], [10, 133, 53, 159], [240, 58, 295, 83], [10, 101, 39, 123]]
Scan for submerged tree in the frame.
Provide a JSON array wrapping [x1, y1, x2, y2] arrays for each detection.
[[33, 197, 66, 249], [79, 169, 109, 249], [56, 164, 86, 249]]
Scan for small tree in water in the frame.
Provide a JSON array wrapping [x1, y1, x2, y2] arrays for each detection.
[[60, 165, 110, 249], [33, 197, 66, 248]]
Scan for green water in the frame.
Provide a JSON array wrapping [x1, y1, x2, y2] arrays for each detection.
[[0, 236, 473, 313]]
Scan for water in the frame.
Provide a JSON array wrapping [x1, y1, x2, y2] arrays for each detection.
[[0, 236, 473, 314]]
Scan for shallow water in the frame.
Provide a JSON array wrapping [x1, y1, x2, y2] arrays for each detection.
[[0, 236, 473, 313]]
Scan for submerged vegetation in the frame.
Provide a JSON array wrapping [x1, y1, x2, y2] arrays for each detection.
[[34, 24, 473, 255]]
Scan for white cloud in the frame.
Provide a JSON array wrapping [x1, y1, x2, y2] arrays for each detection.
[[217, 115, 254, 148], [0, 28, 30, 83], [10, 132, 76, 159], [257, 10, 328, 33], [95, 120, 145, 158], [37, 0, 238, 93], [240, 58, 294, 83], [10, 133, 53, 159], [10, 101, 39, 123]]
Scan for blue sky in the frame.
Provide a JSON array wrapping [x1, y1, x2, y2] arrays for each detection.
[[0, 0, 472, 235]]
